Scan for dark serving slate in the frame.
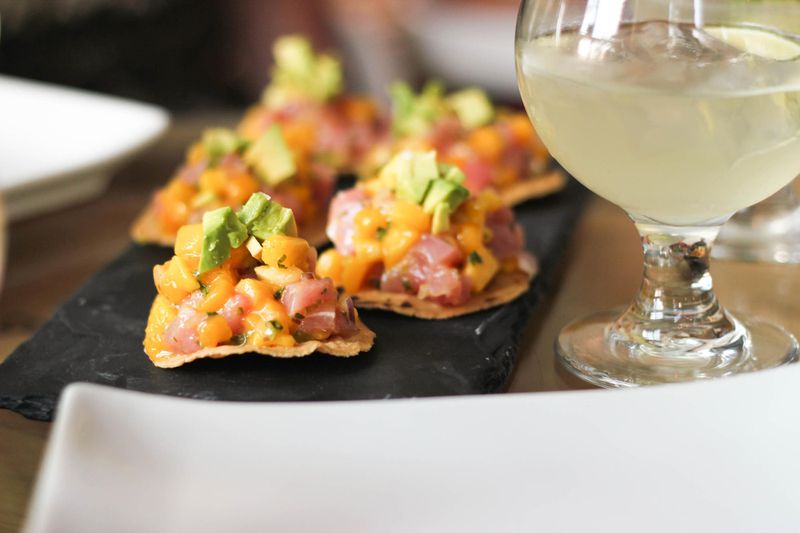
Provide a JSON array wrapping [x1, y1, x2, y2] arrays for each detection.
[[0, 180, 588, 420]]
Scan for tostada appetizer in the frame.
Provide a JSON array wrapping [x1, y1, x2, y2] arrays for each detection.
[[238, 35, 388, 173], [144, 192, 374, 368], [132, 124, 334, 247], [317, 150, 537, 319], [362, 81, 565, 205]]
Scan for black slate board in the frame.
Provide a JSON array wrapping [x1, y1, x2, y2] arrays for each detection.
[[0, 180, 588, 420]]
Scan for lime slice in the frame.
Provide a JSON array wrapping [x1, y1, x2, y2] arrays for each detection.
[[705, 25, 800, 61]]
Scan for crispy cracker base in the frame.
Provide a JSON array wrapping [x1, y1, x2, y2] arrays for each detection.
[[351, 260, 537, 319], [148, 319, 375, 369], [131, 203, 176, 247], [131, 202, 330, 248], [499, 169, 567, 207]]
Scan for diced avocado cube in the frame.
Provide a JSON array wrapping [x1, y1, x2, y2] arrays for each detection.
[[438, 163, 466, 185], [199, 207, 248, 273], [244, 124, 296, 186], [273, 35, 315, 77], [390, 81, 447, 137], [447, 87, 495, 129], [431, 203, 451, 234], [238, 192, 272, 226], [422, 178, 470, 214], [202, 128, 247, 164], [237, 192, 298, 239], [313, 54, 343, 101], [250, 202, 298, 240], [265, 35, 343, 105], [394, 151, 438, 204]]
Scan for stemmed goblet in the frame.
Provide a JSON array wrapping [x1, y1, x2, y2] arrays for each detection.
[[516, 0, 800, 387]]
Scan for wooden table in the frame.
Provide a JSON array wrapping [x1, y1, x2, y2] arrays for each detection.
[[1, 113, 798, 532]]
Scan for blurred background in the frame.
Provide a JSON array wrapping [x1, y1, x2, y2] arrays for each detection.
[[0, 0, 523, 109]]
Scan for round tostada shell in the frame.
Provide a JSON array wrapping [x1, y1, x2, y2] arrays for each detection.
[[131, 202, 330, 248], [147, 318, 374, 369], [351, 257, 538, 320], [499, 169, 567, 207]]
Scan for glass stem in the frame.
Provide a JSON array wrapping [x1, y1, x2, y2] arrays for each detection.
[[610, 219, 745, 357]]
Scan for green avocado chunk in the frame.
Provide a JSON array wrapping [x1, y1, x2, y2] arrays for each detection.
[[237, 192, 298, 239], [422, 178, 469, 215], [431, 202, 451, 234], [390, 81, 447, 137], [438, 163, 466, 185], [446, 87, 495, 129], [395, 151, 439, 204], [244, 124, 296, 186], [264, 35, 343, 106], [199, 207, 249, 273], [202, 128, 248, 165]]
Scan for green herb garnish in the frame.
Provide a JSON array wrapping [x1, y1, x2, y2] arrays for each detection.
[[468, 251, 483, 265], [277, 254, 287, 269]]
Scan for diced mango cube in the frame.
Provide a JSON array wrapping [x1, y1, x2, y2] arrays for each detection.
[[169, 256, 201, 292], [354, 207, 388, 240], [455, 223, 484, 255], [467, 126, 504, 162], [235, 278, 272, 309], [463, 247, 499, 292], [174, 224, 203, 271], [261, 235, 310, 270], [390, 201, 431, 233], [381, 228, 420, 269], [316, 249, 344, 284], [342, 256, 376, 294], [144, 295, 178, 357], [254, 265, 303, 289], [198, 314, 233, 348]]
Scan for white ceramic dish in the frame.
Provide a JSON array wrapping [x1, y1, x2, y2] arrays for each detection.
[[0, 76, 169, 221], [24, 366, 800, 533], [401, 4, 519, 100]]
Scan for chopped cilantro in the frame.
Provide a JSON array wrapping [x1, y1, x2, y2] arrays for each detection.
[[401, 278, 412, 291], [277, 254, 287, 269], [274, 287, 285, 300], [198, 281, 209, 295], [375, 226, 388, 241], [468, 251, 483, 265], [206, 311, 218, 317], [294, 312, 305, 320], [230, 334, 247, 345], [270, 320, 284, 331]]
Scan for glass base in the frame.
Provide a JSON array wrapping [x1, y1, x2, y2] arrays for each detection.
[[557, 309, 799, 388]]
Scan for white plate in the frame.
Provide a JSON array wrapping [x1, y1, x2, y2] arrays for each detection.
[[25, 367, 800, 533], [0, 76, 169, 221], [401, 4, 519, 100]]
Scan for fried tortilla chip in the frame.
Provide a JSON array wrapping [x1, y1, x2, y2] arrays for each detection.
[[131, 203, 176, 247], [351, 258, 537, 319], [499, 169, 567, 207], [147, 317, 374, 369], [131, 202, 330, 248]]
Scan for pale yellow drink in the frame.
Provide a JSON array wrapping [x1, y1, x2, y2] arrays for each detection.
[[517, 22, 800, 225]]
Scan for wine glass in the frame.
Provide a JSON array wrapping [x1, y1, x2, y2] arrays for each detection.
[[515, 0, 800, 387], [714, 179, 800, 263]]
